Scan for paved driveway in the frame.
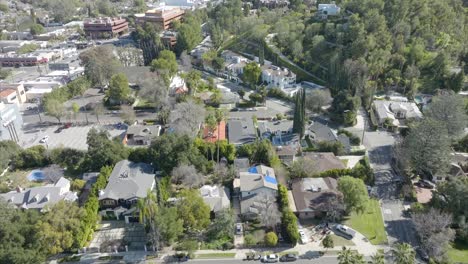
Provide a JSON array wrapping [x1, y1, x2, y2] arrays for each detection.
[[89, 221, 147, 252]]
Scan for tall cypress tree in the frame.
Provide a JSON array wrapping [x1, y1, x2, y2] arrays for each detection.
[[293, 88, 306, 138]]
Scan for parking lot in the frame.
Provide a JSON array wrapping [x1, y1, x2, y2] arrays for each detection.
[[22, 124, 126, 150]]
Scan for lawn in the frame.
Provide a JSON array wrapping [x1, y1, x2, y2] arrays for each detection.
[[344, 199, 387, 245], [448, 241, 468, 263], [321, 234, 355, 247], [0, 170, 42, 192], [195, 253, 236, 259]]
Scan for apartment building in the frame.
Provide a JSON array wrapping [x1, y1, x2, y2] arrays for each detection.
[[84, 17, 129, 39]]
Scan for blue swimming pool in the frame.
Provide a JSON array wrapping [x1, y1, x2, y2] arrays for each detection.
[[28, 170, 45, 181]]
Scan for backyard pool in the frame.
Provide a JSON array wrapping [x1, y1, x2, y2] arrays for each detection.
[[27, 170, 45, 181]]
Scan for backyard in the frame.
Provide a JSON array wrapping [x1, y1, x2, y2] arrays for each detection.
[[0, 170, 42, 192], [448, 241, 468, 263], [344, 199, 387, 245]]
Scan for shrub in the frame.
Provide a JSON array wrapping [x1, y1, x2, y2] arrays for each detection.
[[265, 232, 278, 247], [71, 179, 86, 192], [244, 234, 255, 246], [282, 209, 299, 245], [222, 241, 234, 250], [175, 240, 198, 252], [278, 184, 289, 211], [316, 141, 344, 156], [337, 129, 361, 145]]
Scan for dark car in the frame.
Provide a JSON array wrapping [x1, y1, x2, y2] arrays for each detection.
[[279, 254, 298, 262], [54, 127, 62, 133]]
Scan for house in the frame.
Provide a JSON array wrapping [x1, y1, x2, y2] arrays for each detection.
[[125, 125, 161, 146], [308, 122, 351, 153], [202, 120, 226, 143], [302, 152, 346, 174], [0, 83, 26, 105], [236, 165, 279, 219], [227, 119, 257, 146], [261, 65, 296, 89], [372, 100, 423, 128], [275, 145, 297, 165], [98, 160, 155, 211], [200, 185, 231, 217], [317, 3, 341, 19], [0, 177, 78, 211], [434, 153, 468, 182], [291, 177, 343, 219], [221, 50, 250, 77]]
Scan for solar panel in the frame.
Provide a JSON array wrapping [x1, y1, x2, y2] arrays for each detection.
[[265, 176, 277, 185]]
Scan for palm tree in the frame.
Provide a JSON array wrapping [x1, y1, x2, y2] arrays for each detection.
[[136, 189, 159, 250], [392, 243, 415, 264], [338, 246, 366, 264], [370, 251, 385, 264], [214, 109, 226, 163]]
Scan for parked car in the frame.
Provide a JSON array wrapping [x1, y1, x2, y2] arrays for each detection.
[[54, 127, 62, 133], [63, 123, 72, 129], [335, 224, 356, 239], [279, 254, 298, 262], [262, 254, 279, 263], [245, 252, 262, 260], [236, 223, 243, 235], [299, 230, 308, 244], [39, 135, 49, 143]]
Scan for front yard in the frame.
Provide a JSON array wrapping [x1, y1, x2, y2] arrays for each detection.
[[344, 199, 387, 245], [195, 253, 236, 259], [448, 241, 468, 263], [321, 234, 355, 247]]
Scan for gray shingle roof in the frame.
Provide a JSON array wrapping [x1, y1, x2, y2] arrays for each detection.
[[99, 160, 155, 201], [239, 165, 278, 192], [227, 119, 256, 145], [200, 185, 231, 212]]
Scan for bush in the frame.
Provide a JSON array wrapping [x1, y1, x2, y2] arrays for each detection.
[[13, 145, 50, 169], [267, 87, 291, 101], [244, 234, 255, 246], [175, 240, 198, 252], [316, 141, 344, 156], [337, 129, 361, 145], [222, 242, 234, 250], [265, 232, 278, 247], [71, 179, 86, 192], [278, 184, 289, 211], [282, 209, 299, 245]]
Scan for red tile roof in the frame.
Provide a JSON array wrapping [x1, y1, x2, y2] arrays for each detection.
[[0, 88, 15, 98], [203, 120, 226, 143]]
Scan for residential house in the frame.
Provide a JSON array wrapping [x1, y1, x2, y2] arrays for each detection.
[[308, 122, 351, 153], [275, 145, 297, 165], [372, 100, 423, 127], [291, 177, 343, 219], [317, 3, 341, 19], [200, 185, 231, 217], [0, 83, 26, 105], [0, 177, 78, 211], [98, 160, 155, 214], [221, 50, 250, 77], [236, 165, 279, 220], [261, 65, 296, 89], [227, 119, 257, 146], [202, 120, 226, 143], [434, 153, 468, 182], [302, 152, 346, 174], [124, 125, 161, 146]]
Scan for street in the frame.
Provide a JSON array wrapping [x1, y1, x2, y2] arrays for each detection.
[[184, 257, 340, 264]]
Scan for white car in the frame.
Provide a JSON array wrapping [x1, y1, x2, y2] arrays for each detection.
[[39, 135, 49, 143], [235, 223, 243, 235], [299, 230, 308, 244], [262, 254, 278, 263]]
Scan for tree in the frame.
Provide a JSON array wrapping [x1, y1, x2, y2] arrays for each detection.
[[0, 140, 20, 169], [30, 24, 45, 36], [154, 206, 183, 246], [424, 94, 468, 137], [107, 73, 130, 104], [238, 89, 245, 99], [96, 0, 117, 16], [322, 234, 334, 251], [176, 189, 211, 231], [71, 102, 80, 121], [93, 103, 104, 124], [290, 157, 318, 178], [35, 201, 84, 255], [120, 105, 136, 125], [337, 176, 369, 213], [403, 119, 451, 178], [338, 246, 365, 264], [412, 208, 455, 260], [44, 98, 66, 123], [169, 100, 206, 138], [175, 15, 202, 55], [207, 208, 235, 241], [83, 128, 128, 171], [257, 193, 280, 227], [79, 46, 121, 86], [171, 164, 204, 188], [281, 209, 299, 245], [242, 62, 261, 88], [265, 232, 278, 247], [137, 190, 159, 248], [293, 87, 306, 138], [306, 89, 332, 113], [392, 243, 415, 264], [370, 251, 385, 264], [150, 50, 178, 87]]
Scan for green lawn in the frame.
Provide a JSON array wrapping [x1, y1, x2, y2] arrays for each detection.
[[321, 234, 355, 247], [448, 241, 468, 263], [344, 199, 387, 245], [195, 253, 236, 259]]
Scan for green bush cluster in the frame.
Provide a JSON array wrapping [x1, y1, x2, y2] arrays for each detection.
[[278, 184, 299, 245], [337, 129, 361, 146]]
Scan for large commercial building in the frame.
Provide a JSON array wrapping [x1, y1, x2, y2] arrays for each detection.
[[135, 7, 185, 30], [84, 17, 129, 39], [0, 52, 50, 67], [0, 83, 27, 105], [0, 102, 23, 143]]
